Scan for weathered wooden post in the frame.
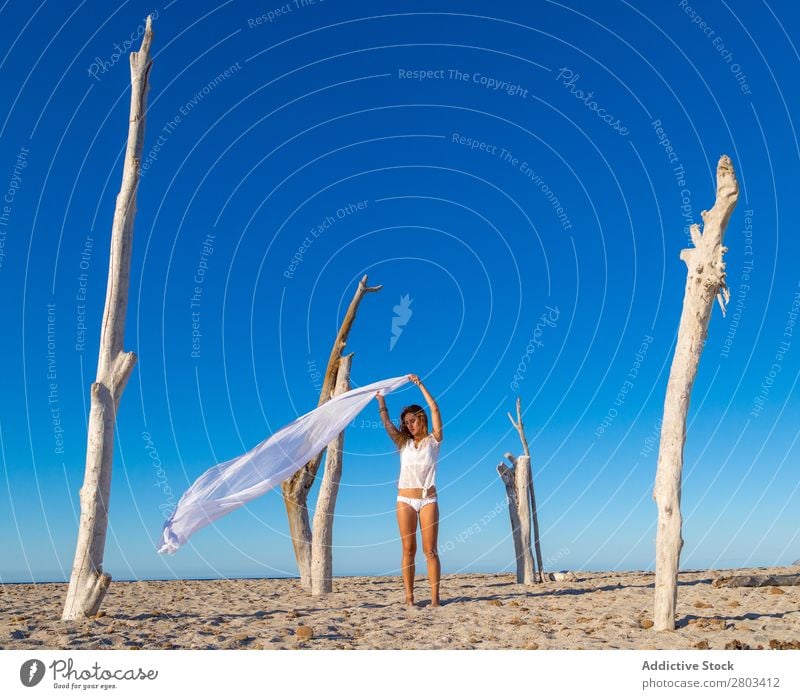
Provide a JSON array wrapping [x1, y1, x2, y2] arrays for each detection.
[[515, 455, 536, 584], [653, 155, 738, 631], [497, 458, 524, 581], [63, 17, 153, 619], [497, 451, 536, 585], [508, 396, 544, 581], [282, 275, 381, 588], [311, 353, 352, 595]]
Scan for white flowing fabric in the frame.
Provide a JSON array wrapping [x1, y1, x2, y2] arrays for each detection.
[[158, 375, 409, 554]]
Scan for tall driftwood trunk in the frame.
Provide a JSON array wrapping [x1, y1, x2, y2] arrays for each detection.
[[515, 455, 536, 585], [498, 450, 536, 585], [529, 470, 544, 582], [497, 462, 524, 582], [282, 275, 381, 588], [62, 17, 153, 620], [311, 353, 352, 595], [283, 499, 313, 589], [653, 155, 738, 631], [508, 397, 543, 581]]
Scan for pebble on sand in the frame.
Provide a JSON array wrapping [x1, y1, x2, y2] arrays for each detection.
[[296, 626, 314, 640]]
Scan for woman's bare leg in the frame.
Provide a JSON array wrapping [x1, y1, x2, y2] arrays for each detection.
[[419, 502, 440, 606], [396, 501, 418, 605]]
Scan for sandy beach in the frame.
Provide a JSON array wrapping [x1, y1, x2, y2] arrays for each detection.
[[2, 567, 798, 651]]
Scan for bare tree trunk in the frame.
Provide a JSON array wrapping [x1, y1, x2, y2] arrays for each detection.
[[283, 498, 313, 590], [499, 448, 537, 585], [509, 397, 531, 457], [497, 461, 524, 582], [508, 398, 543, 581], [311, 353, 352, 595], [282, 275, 381, 588], [653, 155, 738, 631], [62, 17, 153, 620], [529, 471, 544, 582], [515, 455, 536, 585]]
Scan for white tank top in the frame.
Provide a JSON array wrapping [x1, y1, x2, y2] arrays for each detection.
[[398, 433, 440, 495]]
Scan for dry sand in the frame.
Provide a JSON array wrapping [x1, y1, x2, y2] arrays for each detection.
[[2, 567, 798, 650]]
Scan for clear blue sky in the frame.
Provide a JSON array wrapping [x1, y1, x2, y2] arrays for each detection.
[[1, 0, 798, 583]]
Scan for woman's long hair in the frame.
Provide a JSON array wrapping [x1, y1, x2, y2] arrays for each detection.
[[399, 404, 429, 441]]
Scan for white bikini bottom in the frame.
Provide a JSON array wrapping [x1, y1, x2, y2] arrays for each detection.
[[397, 495, 438, 513]]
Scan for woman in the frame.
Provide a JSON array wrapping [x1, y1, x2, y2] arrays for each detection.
[[376, 373, 443, 607]]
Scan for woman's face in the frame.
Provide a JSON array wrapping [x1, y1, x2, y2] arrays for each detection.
[[403, 412, 424, 437]]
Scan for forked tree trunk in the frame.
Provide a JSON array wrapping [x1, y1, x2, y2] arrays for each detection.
[[653, 155, 738, 631], [311, 353, 352, 595], [62, 17, 153, 619], [508, 397, 544, 581], [497, 461, 524, 582], [282, 275, 381, 588], [498, 449, 536, 585]]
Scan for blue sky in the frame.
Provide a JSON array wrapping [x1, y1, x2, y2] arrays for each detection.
[[1, 0, 798, 583]]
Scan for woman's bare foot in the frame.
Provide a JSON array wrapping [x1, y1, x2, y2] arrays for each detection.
[[404, 596, 415, 607]]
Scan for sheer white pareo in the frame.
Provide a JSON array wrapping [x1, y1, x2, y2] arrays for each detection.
[[158, 375, 410, 554]]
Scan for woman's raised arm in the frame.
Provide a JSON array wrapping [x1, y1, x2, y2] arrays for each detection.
[[376, 391, 405, 449], [408, 374, 442, 442]]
